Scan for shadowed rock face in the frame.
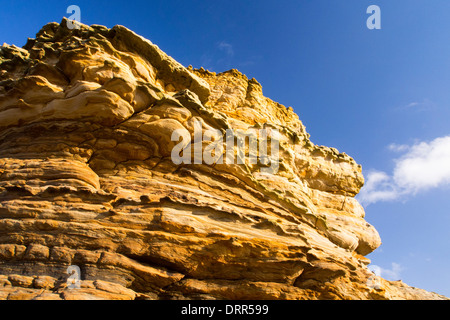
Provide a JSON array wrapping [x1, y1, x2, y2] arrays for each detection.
[[0, 19, 446, 300]]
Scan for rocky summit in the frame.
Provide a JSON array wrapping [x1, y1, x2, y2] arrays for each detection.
[[0, 19, 446, 300]]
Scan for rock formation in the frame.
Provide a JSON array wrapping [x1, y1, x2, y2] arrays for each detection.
[[0, 19, 446, 300]]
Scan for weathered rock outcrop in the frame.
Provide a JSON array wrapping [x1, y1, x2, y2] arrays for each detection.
[[0, 19, 446, 300]]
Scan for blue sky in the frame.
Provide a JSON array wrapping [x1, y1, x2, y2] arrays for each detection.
[[1, 0, 449, 297]]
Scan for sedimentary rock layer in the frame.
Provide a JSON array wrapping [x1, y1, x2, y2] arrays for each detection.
[[0, 19, 446, 300]]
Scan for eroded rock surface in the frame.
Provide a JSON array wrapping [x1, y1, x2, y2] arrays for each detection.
[[0, 19, 446, 300]]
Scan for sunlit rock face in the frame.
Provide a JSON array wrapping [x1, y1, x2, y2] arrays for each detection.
[[0, 19, 446, 300]]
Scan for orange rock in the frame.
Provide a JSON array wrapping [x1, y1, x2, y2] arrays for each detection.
[[0, 18, 446, 300]]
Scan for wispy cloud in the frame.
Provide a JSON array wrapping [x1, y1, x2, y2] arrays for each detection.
[[358, 135, 450, 205], [358, 170, 398, 205], [199, 41, 235, 71], [369, 263, 403, 281], [397, 98, 435, 112], [217, 41, 234, 57], [387, 143, 409, 152]]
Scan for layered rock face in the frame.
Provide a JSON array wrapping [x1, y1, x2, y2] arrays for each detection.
[[0, 19, 446, 300]]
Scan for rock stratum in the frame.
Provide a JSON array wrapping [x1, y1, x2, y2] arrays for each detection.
[[0, 19, 446, 300]]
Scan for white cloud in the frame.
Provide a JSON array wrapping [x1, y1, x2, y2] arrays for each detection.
[[382, 262, 403, 280], [393, 136, 450, 192], [358, 135, 450, 205], [369, 263, 403, 281], [367, 262, 403, 289], [398, 99, 435, 112], [387, 143, 409, 152], [358, 170, 398, 205], [217, 41, 234, 57]]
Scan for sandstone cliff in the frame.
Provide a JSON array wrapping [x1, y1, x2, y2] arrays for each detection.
[[0, 19, 446, 300]]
